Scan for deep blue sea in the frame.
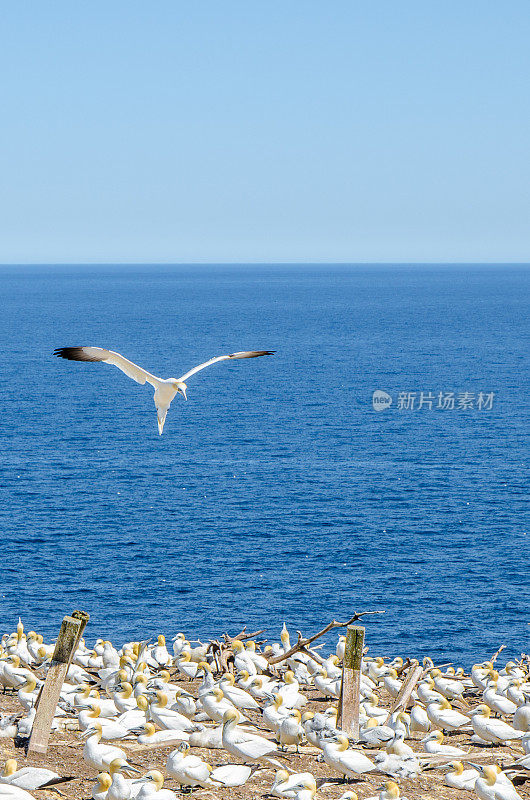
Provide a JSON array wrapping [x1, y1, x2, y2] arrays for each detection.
[[1, 265, 528, 666]]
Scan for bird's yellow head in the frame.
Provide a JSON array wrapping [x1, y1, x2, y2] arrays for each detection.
[[146, 771, 165, 791], [171, 381, 187, 399], [383, 781, 400, 799], [482, 765, 500, 785], [4, 760, 17, 777], [96, 774, 112, 791]]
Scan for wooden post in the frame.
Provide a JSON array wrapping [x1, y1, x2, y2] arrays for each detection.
[[28, 611, 89, 754], [383, 659, 423, 725], [338, 625, 364, 738]]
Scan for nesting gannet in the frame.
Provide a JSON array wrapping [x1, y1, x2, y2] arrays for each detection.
[[222, 709, 280, 765], [383, 669, 403, 698], [0, 785, 39, 798], [116, 695, 149, 729], [386, 731, 415, 758], [243, 640, 269, 672], [483, 681, 518, 716], [362, 693, 390, 722], [0, 657, 38, 690], [137, 722, 190, 746], [231, 639, 259, 674], [417, 677, 445, 706], [388, 710, 411, 738], [270, 770, 315, 798], [513, 704, 530, 731], [148, 691, 198, 731], [54, 346, 274, 434], [373, 751, 420, 780], [166, 742, 212, 789], [176, 652, 199, 680], [474, 765, 523, 800], [470, 705, 526, 744], [209, 764, 253, 787], [314, 668, 341, 699], [283, 775, 317, 800], [409, 704, 431, 733], [249, 675, 281, 700], [135, 770, 177, 798], [444, 761, 479, 790], [78, 704, 132, 740], [0, 760, 73, 791], [92, 773, 112, 800], [218, 673, 260, 710], [200, 687, 246, 723], [321, 734, 376, 776], [507, 681, 528, 707], [472, 663, 494, 690], [278, 709, 305, 751], [431, 668, 466, 701], [425, 698, 470, 731], [359, 717, 394, 747], [81, 723, 135, 772], [376, 781, 410, 800], [301, 707, 338, 748], [420, 730, 468, 757], [0, 716, 18, 739], [113, 683, 137, 714], [106, 758, 140, 800], [263, 695, 292, 732], [16, 679, 38, 713]]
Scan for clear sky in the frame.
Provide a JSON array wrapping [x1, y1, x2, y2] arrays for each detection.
[[1, 2, 529, 263]]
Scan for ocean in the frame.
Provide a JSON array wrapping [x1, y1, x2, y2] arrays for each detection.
[[1, 264, 528, 666]]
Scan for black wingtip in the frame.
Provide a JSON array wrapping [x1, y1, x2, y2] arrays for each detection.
[[53, 346, 99, 362], [54, 347, 78, 359]]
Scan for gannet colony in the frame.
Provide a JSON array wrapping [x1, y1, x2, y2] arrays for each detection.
[[0, 619, 528, 800]]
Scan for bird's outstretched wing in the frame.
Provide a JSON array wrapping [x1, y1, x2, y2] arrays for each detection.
[[54, 346, 161, 388], [178, 350, 274, 382]]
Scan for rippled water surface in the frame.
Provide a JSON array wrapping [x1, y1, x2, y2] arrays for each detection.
[[1, 265, 528, 665]]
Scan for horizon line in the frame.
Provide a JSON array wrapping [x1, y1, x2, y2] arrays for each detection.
[[1, 260, 529, 267]]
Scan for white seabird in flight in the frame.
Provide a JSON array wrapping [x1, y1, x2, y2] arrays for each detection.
[[54, 346, 274, 435]]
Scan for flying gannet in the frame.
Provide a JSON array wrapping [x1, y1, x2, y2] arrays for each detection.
[[54, 346, 274, 434]]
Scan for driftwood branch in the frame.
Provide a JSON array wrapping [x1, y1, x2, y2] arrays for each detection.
[[490, 644, 506, 664], [222, 627, 265, 644], [266, 611, 384, 665]]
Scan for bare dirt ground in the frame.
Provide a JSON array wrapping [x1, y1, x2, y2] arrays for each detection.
[[0, 680, 528, 800]]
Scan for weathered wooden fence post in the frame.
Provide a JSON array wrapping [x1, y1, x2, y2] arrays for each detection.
[[28, 610, 89, 754], [383, 659, 423, 724], [338, 625, 364, 738]]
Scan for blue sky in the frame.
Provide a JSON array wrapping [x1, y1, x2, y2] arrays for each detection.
[[1, 2, 529, 263]]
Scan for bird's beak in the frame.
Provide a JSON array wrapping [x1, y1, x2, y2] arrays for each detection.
[[181, 387, 187, 400], [124, 766, 141, 776]]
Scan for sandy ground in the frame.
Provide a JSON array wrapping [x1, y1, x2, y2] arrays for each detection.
[[0, 678, 528, 800]]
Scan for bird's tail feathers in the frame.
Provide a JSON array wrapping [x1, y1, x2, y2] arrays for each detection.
[[157, 408, 168, 435]]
